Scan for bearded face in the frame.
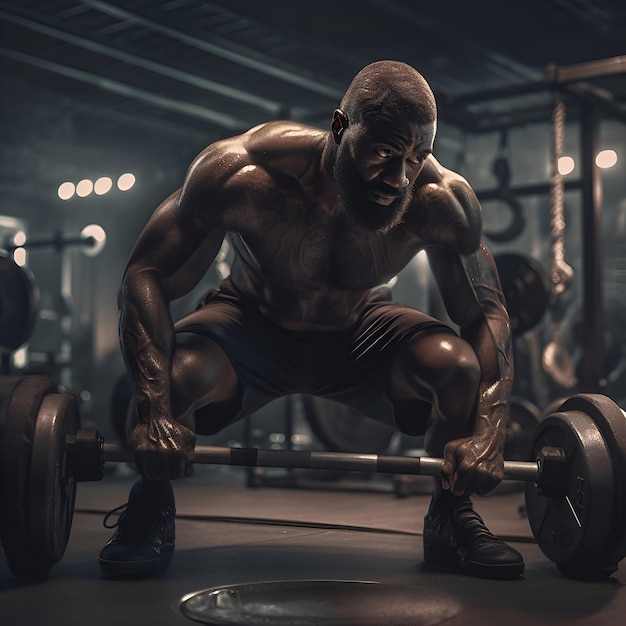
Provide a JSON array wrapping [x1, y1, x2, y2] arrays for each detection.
[[333, 142, 413, 233]]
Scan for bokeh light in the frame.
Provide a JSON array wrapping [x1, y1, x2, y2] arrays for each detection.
[[12, 230, 27, 247], [58, 181, 75, 200], [80, 224, 107, 257], [557, 156, 575, 176], [94, 176, 113, 195], [117, 173, 136, 191], [76, 179, 94, 197], [58, 173, 138, 200], [596, 149, 618, 169], [13, 247, 27, 267]]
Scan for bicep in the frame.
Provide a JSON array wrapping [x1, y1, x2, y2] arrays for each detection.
[[426, 242, 507, 333], [124, 190, 225, 301]]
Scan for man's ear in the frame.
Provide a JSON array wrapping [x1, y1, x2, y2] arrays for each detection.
[[331, 109, 349, 144]]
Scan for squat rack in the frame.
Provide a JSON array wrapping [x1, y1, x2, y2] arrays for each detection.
[[440, 55, 626, 394]]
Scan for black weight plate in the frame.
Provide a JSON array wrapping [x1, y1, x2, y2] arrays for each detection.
[[556, 394, 626, 569], [495, 253, 550, 335], [0, 374, 57, 581], [0, 375, 22, 418], [29, 392, 80, 564], [303, 396, 395, 455], [0, 252, 39, 351], [525, 409, 614, 573]]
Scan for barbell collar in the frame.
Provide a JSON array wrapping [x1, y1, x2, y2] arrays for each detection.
[[100, 442, 540, 483]]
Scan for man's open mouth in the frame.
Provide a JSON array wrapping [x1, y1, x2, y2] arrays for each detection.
[[370, 191, 400, 206]]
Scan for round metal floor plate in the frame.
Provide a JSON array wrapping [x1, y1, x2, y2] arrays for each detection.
[[179, 579, 462, 625]]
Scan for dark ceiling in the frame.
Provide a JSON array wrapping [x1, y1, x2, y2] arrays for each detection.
[[2, 0, 626, 204]]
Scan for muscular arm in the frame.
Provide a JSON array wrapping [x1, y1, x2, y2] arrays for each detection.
[[121, 120, 321, 416], [428, 241, 513, 441], [119, 189, 225, 425], [419, 161, 513, 492], [119, 146, 234, 478]]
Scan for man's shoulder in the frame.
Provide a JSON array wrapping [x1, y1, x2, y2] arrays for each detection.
[[195, 121, 326, 182], [411, 157, 482, 253], [245, 119, 326, 142], [244, 120, 328, 176]]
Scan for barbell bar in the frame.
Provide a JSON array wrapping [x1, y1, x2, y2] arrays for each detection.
[[2, 374, 626, 583], [98, 441, 542, 483], [6, 224, 107, 257]]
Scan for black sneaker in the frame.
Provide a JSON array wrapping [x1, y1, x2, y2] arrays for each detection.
[[423, 495, 525, 580], [99, 479, 176, 578]]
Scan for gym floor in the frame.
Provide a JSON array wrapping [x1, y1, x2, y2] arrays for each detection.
[[1, 461, 625, 626]]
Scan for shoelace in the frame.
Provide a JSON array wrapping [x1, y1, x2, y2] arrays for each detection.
[[452, 504, 501, 546], [103, 503, 129, 530], [102, 501, 173, 545]]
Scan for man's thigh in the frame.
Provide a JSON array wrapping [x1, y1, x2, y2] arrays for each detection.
[[174, 285, 456, 437]]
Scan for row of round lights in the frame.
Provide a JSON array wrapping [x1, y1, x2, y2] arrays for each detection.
[[557, 150, 618, 176], [58, 173, 136, 200], [56, 153, 615, 197]]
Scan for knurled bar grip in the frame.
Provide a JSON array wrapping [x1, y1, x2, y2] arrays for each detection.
[[101, 443, 540, 482]]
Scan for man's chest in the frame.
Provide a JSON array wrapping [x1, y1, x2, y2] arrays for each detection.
[[233, 209, 424, 291]]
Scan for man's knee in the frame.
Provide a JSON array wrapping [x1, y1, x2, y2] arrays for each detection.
[[391, 330, 480, 416], [435, 337, 480, 398], [170, 333, 241, 418]]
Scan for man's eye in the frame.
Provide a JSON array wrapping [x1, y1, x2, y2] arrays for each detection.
[[408, 154, 427, 165], [375, 148, 393, 158]]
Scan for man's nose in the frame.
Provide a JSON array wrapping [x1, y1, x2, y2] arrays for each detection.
[[381, 160, 410, 189]]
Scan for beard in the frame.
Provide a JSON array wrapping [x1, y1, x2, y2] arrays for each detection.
[[333, 147, 412, 233]]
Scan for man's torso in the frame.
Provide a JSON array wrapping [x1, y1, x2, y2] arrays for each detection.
[[191, 122, 473, 330]]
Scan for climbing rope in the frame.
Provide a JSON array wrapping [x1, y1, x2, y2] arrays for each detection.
[[543, 98, 577, 389], [548, 99, 574, 298]]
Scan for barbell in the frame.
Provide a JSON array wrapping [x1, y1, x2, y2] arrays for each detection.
[[5, 224, 107, 257], [1, 374, 626, 583]]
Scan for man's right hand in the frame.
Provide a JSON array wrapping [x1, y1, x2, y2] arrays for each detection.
[[129, 417, 196, 480]]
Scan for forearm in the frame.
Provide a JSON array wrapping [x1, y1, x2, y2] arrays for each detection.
[[463, 308, 514, 449], [473, 365, 512, 454], [118, 268, 175, 424]]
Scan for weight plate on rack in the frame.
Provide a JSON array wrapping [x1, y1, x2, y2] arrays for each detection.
[[0, 375, 57, 581], [303, 395, 395, 454], [29, 392, 80, 565], [525, 409, 615, 576], [0, 252, 39, 351], [495, 253, 550, 335]]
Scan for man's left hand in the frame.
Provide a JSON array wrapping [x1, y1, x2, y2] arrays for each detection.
[[440, 435, 504, 496]]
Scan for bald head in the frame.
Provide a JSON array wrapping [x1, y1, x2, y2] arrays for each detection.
[[340, 61, 437, 126]]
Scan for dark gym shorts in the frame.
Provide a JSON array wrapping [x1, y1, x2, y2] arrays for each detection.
[[174, 279, 456, 436]]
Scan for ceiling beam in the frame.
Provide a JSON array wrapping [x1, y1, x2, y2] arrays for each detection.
[[0, 46, 250, 130], [80, 0, 344, 100], [368, 0, 543, 85], [0, 6, 285, 116]]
